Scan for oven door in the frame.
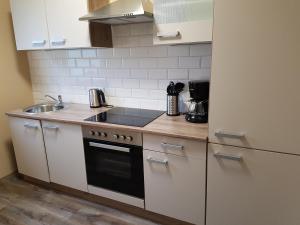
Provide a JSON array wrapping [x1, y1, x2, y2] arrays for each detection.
[[84, 138, 144, 199]]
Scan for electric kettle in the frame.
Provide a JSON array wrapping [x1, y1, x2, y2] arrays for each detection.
[[89, 89, 106, 108]]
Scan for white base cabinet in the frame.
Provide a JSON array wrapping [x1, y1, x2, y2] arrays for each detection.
[[42, 121, 87, 192], [143, 147, 206, 225], [8, 117, 49, 182], [207, 143, 300, 225]]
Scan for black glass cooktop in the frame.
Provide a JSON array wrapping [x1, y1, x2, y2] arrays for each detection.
[[85, 107, 165, 127]]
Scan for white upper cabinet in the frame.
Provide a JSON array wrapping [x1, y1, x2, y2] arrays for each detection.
[[45, 0, 91, 49], [153, 0, 213, 45], [42, 121, 88, 191], [10, 0, 50, 50], [10, 0, 92, 50], [209, 0, 300, 154]]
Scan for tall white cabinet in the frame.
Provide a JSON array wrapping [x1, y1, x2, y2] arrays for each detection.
[[209, 0, 300, 154], [8, 117, 50, 182], [153, 0, 213, 45], [207, 144, 300, 225], [207, 0, 300, 225]]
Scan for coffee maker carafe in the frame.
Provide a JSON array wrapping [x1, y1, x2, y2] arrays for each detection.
[[185, 81, 209, 123]]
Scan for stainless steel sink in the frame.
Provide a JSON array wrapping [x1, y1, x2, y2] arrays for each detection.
[[24, 103, 64, 114]]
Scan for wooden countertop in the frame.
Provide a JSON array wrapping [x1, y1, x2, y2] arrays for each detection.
[[6, 104, 208, 141]]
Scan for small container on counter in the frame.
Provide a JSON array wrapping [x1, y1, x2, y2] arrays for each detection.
[[166, 81, 185, 116]]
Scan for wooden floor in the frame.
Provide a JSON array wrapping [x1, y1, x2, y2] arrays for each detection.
[[0, 175, 160, 225]]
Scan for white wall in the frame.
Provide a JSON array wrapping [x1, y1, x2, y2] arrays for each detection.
[[28, 23, 212, 110]]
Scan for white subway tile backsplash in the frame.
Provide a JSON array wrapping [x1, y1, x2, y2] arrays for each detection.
[[190, 44, 212, 56], [140, 80, 158, 89], [70, 68, 84, 76], [123, 79, 140, 88], [179, 57, 201, 68], [201, 56, 212, 68], [68, 49, 82, 58], [168, 45, 190, 56], [168, 69, 189, 79], [157, 57, 178, 68], [82, 49, 97, 58], [114, 48, 130, 57], [28, 24, 211, 110], [76, 59, 90, 67]]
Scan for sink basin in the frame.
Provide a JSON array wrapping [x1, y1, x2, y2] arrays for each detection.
[[24, 103, 64, 114]]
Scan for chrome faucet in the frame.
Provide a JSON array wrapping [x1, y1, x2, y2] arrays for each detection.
[[45, 95, 64, 107]]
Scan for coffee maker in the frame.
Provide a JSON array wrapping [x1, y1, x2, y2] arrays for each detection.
[[185, 81, 209, 123]]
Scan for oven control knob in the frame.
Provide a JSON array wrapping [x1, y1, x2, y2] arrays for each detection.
[[89, 130, 95, 136], [120, 135, 126, 141], [101, 132, 107, 137], [126, 136, 133, 142], [95, 132, 101, 136], [113, 134, 119, 140]]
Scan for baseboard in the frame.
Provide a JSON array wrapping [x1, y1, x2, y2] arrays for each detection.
[[20, 174, 192, 225]]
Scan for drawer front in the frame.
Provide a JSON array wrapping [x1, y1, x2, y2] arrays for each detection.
[[144, 150, 206, 225], [143, 134, 206, 158]]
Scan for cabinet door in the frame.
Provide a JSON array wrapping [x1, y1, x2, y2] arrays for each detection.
[[10, 0, 49, 50], [153, 0, 213, 45], [42, 121, 87, 191], [207, 143, 300, 225], [45, 0, 91, 48], [144, 149, 206, 225], [8, 117, 49, 182], [209, 0, 300, 154]]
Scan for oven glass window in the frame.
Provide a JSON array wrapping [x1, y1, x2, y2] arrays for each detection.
[[84, 139, 144, 199]]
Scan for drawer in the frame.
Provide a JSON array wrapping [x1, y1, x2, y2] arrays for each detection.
[[143, 134, 206, 158]]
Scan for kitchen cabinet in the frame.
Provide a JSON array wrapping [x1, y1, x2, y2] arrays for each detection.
[[8, 117, 49, 182], [153, 0, 213, 45], [10, 0, 108, 50], [143, 134, 206, 225], [209, 0, 300, 154], [10, 0, 50, 50], [42, 121, 87, 191], [44, 0, 91, 49], [207, 143, 300, 225]]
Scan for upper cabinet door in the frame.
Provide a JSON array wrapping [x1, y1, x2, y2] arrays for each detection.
[[209, 0, 300, 154], [10, 0, 50, 50], [45, 0, 91, 49], [153, 0, 213, 45]]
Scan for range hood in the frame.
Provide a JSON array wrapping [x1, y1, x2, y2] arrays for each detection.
[[79, 0, 153, 25]]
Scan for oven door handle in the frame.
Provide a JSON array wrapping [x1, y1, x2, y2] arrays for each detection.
[[89, 142, 130, 153]]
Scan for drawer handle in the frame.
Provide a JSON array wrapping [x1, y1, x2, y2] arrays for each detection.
[[24, 123, 39, 129], [43, 125, 59, 130], [215, 129, 245, 139], [147, 157, 168, 165], [51, 38, 66, 46], [214, 151, 243, 161], [32, 40, 46, 46], [161, 142, 184, 151], [157, 31, 181, 39]]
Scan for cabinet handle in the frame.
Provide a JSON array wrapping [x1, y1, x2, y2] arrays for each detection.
[[157, 31, 181, 39], [215, 129, 245, 139], [51, 38, 66, 46], [32, 40, 46, 46], [161, 142, 184, 151], [214, 151, 243, 161], [147, 157, 168, 165], [24, 123, 39, 129], [43, 125, 59, 130]]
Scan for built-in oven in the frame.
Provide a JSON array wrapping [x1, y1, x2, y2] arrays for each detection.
[[82, 126, 144, 199]]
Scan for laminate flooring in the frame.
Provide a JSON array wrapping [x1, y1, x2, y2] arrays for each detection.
[[0, 175, 160, 225]]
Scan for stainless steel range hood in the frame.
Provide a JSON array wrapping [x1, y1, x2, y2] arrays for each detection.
[[79, 0, 153, 25]]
